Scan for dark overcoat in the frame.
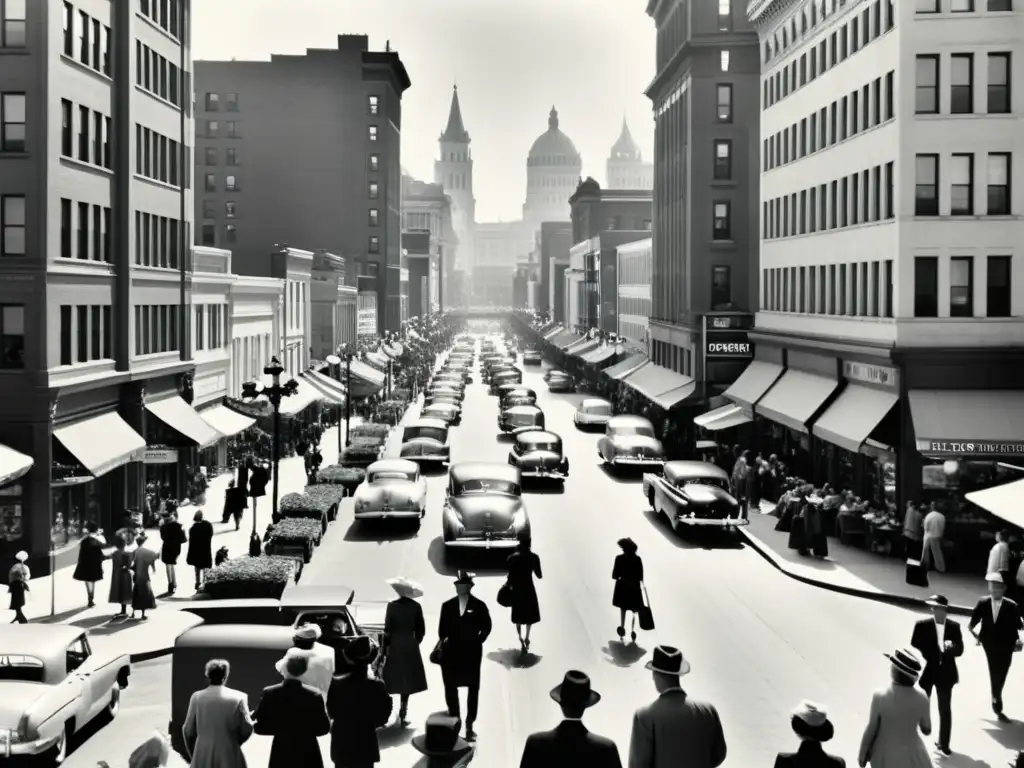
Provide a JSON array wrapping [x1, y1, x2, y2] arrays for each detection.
[[774, 741, 845, 768], [186, 519, 214, 569], [519, 721, 622, 768], [326, 669, 393, 766], [611, 552, 643, 612], [253, 678, 330, 768], [382, 597, 428, 695], [507, 549, 542, 626], [438, 595, 492, 688], [159, 520, 187, 565]]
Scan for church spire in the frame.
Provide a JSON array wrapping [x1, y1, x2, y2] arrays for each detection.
[[610, 117, 641, 160], [549, 106, 559, 131], [440, 84, 470, 144]]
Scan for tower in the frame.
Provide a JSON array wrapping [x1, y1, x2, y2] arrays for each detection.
[[434, 85, 475, 272], [606, 118, 653, 190]]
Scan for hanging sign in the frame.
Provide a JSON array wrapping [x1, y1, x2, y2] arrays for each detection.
[[141, 448, 178, 464]]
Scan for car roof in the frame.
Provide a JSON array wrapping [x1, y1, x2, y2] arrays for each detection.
[[517, 430, 560, 444], [367, 458, 420, 475], [0, 624, 84, 655], [548, 369, 571, 377], [407, 418, 448, 429], [176, 624, 298, 651], [504, 404, 542, 414], [279, 584, 355, 609], [581, 398, 611, 408], [449, 462, 522, 484], [665, 461, 730, 481], [423, 401, 457, 410], [608, 415, 654, 427], [498, 383, 526, 392]]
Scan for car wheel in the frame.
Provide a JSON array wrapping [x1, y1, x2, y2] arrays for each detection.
[[106, 685, 121, 719], [49, 723, 70, 765]]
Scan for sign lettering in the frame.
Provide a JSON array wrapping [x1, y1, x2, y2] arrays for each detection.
[[708, 342, 751, 354], [141, 448, 178, 464], [843, 361, 898, 388], [918, 440, 1024, 456]]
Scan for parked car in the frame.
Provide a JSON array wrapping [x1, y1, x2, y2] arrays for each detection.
[[597, 415, 666, 469], [398, 418, 451, 466], [498, 403, 546, 435], [425, 392, 461, 409], [0, 625, 131, 763], [642, 461, 746, 532], [546, 370, 575, 392], [489, 369, 523, 392], [508, 429, 569, 483], [542, 368, 565, 383], [422, 401, 462, 426], [438, 368, 472, 384], [429, 376, 465, 394], [523, 349, 543, 365], [574, 397, 613, 429], [353, 458, 428, 522], [499, 387, 538, 409], [442, 462, 530, 553], [428, 383, 464, 403]]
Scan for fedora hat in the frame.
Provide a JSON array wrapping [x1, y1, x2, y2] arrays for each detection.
[[791, 700, 834, 742], [645, 645, 691, 676], [550, 670, 601, 709], [987, 572, 1005, 583], [292, 623, 322, 643], [925, 594, 949, 608], [454, 570, 476, 586], [386, 576, 424, 599], [342, 635, 379, 666], [274, 647, 310, 679], [885, 646, 923, 680], [411, 713, 472, 757]]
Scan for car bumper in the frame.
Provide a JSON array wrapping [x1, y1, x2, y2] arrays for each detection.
[[549, 384, 574, 391], [403, 455, 449, 464], [355, 509, 422, 519], [520, 469, 566, 479], [0, 734, 60, 757], [575, 415, 608, 425], [674, 516, 750, 527], [611, 457, 666, 467], [444, 537, 520, 549]]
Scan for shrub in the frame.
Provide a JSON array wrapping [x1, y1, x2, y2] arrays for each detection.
[[350, 435, 386, 449], [267, 517, 321, 546], [278, 491, 332, 520], [340, 445, 381, 466], [350, 423, 390, 439], [201, 556, 297, 599], [315, 465, 365, 485], [304, 484, 346, 507]]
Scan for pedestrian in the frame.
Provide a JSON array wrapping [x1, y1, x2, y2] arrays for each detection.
[[108, 535, 134, 618], [286, 624, 335, 698], [410, 713, 475, 768], [910, 594, 962, 755], [159, 511, 187, 595], [774, 701, 844, 767], [519, 670, 622, 768], [902, 502, 924, 559], [437, 570, 492, 742], [988, 530, 1013, 599], [72, 521, 107, 608], [968, 572, 1023, 722], [222, 480, 247, 530], [382, 576, 428, 726], [506, 532, 542, 652], [856, 647, 932, 768], [612, 537, 644, 643], [326, 636, 393, 768], [187, 510, 214, 591], [920, 504, 946, 573], [253, 650, 331, 768], [7, 550, 30, 624], [731, 450, 751, 516], [182, 658, 253, 768], [131, 533, 158, 620], [628, 645, 726, 768]]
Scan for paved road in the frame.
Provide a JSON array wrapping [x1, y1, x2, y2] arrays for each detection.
[[67, 358, 1024, 767]]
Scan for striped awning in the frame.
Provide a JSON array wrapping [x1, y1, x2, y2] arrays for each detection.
[[300, 370, 347, 405]]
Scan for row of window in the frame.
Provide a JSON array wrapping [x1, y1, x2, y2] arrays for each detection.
[[136, 41, 187, 108], [202, 174, 240, 192], [135, 211, 183, 268], [914, 255, 1012, 317], [134, 304, 181, 356], [194, 304, 226, 351], [201, 120, 241, 139], [618, 250, 653, 286], [199, 224, 237, 247], [765, 0, 894, 109], [136, 124, 189, 187], [201, 201, 237, 219], [203, 147, 240, 166], [138, 0, 184, 41], [0, 0, 26, 48], [0, 92, 24, 151], [0, 304, 23, 368], [915, 53, 1011, 116], [61, 100, 112, 170], [765, 162, 895, 239], [58, 305, 113, 365], [764, 262, 894, 317], [618, 296, 653, 317], [1, 195, 25, 257], [764, 71, 894, 172], [60, 199, 112, 262], [916, 0, 1013, 14], [914, 152, 1011, 216], [63, 2, 111, 77], [202, 92, 240, 112]]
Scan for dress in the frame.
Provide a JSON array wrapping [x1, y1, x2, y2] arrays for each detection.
[[73, 534, 106, 582], [132, 547, 158, 610], [858, 683, 934, 768], [186, 520, 214, 570], [506, 549, 542, 625], [382, 596, 428, 695], [108, 549, 134, 605], [612, 552, 644, 612]]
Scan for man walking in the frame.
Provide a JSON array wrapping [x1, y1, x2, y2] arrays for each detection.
[[969, 572, 1023, 721], [253, 651, 331, 768], [911, 594, 963, 754], [438, 570, 492, 741], [988, 530, 1013, 599], [628, 645, 727, 768], [921, 503, 946, 573]]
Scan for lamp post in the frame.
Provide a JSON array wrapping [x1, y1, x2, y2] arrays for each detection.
[[325, 353, 343, 456], [335, 345, 354, 447]]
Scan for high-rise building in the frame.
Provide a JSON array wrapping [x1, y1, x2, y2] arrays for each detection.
[[402, 175, 455, 313], [607, 119, 654, 190], [434, 85, 475, 275]]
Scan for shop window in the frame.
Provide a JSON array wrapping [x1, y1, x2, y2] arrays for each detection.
[[0, 482, 23, 543]]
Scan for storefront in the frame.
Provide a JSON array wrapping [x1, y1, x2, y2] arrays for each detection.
[[0, 445, 32, 545]]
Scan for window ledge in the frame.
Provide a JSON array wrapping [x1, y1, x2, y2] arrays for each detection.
[[136, 11, 183, 46], [0, 151, 28, 159], [0, 48, 30, 56], [710, 180, 736, 188], [133, 173, 182, 192], [59, 53, 113, 84], [134, 84, 182, 112], [915, 112, 1014, 120], [710, 239, 736, 248], [60, 155, 113, 177]]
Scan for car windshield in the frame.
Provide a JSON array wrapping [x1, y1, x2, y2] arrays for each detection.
[[424, 407, 452, 416], [508, 412, 539, 425], [611, 425, 655, 437], [403, 426, 447, 443], [680, 476, 729, 491], [585, 404, 611, 415], [521, 439, 560, 452], [0, 655, 45, 682], [370, 471, 415, 483], [454, 479, 521, 496]]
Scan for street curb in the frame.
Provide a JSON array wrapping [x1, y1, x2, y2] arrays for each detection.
[[738, 527, 974, 617]]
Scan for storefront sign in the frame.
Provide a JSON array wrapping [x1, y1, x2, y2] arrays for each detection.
[[843, 361, 899, 389], [703, 314, 754, 361], [918, 440, 1024, 456], [141, 448, 178, 464]]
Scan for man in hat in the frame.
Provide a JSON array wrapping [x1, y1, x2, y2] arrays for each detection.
[[412, 713, 475, 767], [628, 645, 726, 768], [253, 651, 331, 768], [289, 623, 334, 697], [910, 594, 963, 754], [774, 701, 843, 767], [437, 570, 492, 741], [326, 636, 393, 767], [519, 670, 622, 767], [969, 572, 1023, 721]]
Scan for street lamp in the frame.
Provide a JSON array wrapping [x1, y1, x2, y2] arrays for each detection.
[[241, 356, 298, 546], [333, 345, 355, 447], [325, 353, 344, 456]]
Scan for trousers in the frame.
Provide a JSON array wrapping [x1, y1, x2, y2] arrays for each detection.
[[921, 536, 946, 572], [984, 645, 1013, 712], [444, 682, 479, 725], [920, 679, 953, 748]]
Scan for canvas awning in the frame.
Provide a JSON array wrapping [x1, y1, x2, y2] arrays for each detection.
[[199, 404, 255, 437], [300, 370, 347, 406], [549, 330, 580, 349], [146, 395, 222, 448], [54, 411, 146, 477], [604, 353, 649, 380], [755, 370, 839, 434], [542, 325, 564, 341], [910, 390, 1024, 454], [966, 479, 1024, 526], [582, 345, 617, 366], [566, 339, 600, 359], [694, 404, 753, 431], [563, 336, 595, 354], [350, 359, 385, 387], [724, 360, 785, 411], [365, 351, 389, 370], [257, 371, 323, 416], [0, 444, 33, 486], [812, 385, 899, 454], [622, 363, 698, 409]]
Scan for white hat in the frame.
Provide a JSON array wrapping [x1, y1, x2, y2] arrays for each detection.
[[275, 647, 311, 679], [986, 572, 1005, 583], [292, 623, 322, 642], [386, 576, 424, 599], [14, 550, 27, 562]]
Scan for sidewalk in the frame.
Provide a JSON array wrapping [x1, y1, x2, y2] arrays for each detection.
[[741, 505, 983, 615]]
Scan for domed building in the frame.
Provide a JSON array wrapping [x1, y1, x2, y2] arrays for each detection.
[[522, 107, 583, 227], [606, 118, 653, 190]]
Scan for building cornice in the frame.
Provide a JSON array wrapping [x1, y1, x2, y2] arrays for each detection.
[[747, 0, 800, 29], [230, 275, 285, 297], [645, 33, 759, 101]]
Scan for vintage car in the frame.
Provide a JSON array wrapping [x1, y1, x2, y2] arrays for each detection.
[[353, 458, 428, 521], [422, 401, 462, 426], [0, 625, 131, 762], [498, 386, 537, 409], [437, 367, 472, 384], [498, 403, 545, 435], [574, 397, 613, 429], [643, 461, 747, 531], [442, 462, 531, 551], [507, 429, 569, 483], [546, 370, 575, 392], [522, 349, 543, 365], [489, 369, 523, 392], [428, 383, 464, 403], [424, 392, 462, 409], [429, 374, 465, 393], [542, 368, 564, 382], [597, 415, 667, 469], [398, 418, 451, 465], [170, 586, 385, 758]]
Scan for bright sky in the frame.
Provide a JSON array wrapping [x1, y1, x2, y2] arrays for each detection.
[[192, 0, 655, 222]]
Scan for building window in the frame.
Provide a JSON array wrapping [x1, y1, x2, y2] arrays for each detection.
[[60, 99, 72, 156], [987, 256, 1011, 317], [202, 201, 215, 218], [369, 154, 379, 171], [60, 198, 71, 258], [950, 0, 974, 10], [225, 175, 238, 191], [204, 173, 216, 192], [0, 0, 26, 48], [987, 153, 1010, 214], [205, 120, 218, 138], [226, 148, 239, 166], [226, 121, 240, 138], [988, 0, 1012, 9], [368, 95, 379, 115], [717, 0, 731, 29], [712, 201, 732, 240], [204, 93, 219, 111], [225, 93, 239, 111], [62, 1, 73, 55], [913, 256, 938, 317], [720, 51, 730, 72], [0, 92, 24, 152], [200, 224, 215, 246], [914, 154, 939, 216], [713, 140, 732, 180], [225, 224, 237, 244], [916, 0, 940, 8], [1, 195, 25, 256], [77, 105, 89, 162], [915, 55, 939, 114], [204, 147, 217, 165], [988, 53, 1011, 114], [369, 208, 379, 226], [369, 236, 380, 254], [716, 85, 733, 122], [950, 54, 974, 114], [950, 154, 974, 215], [711, 266, 731, 307], [368, 181, 379, 199], [225, 202, 236, 218], [949, 257, 973, 317], [0, 304, 24, 368], [368, 125, 378, 141]]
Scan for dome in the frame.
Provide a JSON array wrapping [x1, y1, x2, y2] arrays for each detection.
[[527, 107, 581, 167]]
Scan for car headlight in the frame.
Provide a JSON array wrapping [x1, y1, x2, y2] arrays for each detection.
[[355, 499, 366, 511], [511, 509, 528, 529]]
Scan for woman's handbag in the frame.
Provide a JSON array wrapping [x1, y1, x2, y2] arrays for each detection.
[[638, 585, 655, 631], [497, 581, 513, 608], [429, 638, 445, 665]]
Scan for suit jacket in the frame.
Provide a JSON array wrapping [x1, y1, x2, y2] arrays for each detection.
[[774, 741, 845, 768], [326, 670, 393, 766], [252, 678, 330, 768], [969, 596, 1023, 652], [438, 595, 492, 687], [182, 684, 254, 768], [520, 721, 622, 768], [628, 690, 726, 768], [911, 617, 963, 688]]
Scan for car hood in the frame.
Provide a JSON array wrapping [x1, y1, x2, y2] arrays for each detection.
[[679, 484, 737, 506], [516, 450, 563, 467], [0, 682, 49, 725], [449, 495, 523, 527], [354, 480, 420, 502], [611, 435, 664, 453], [400, 438, 447, 456]]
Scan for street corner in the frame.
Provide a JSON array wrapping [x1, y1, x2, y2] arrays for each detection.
[[50, 604, 202, 661]]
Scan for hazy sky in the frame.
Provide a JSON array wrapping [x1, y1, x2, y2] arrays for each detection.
[[192, 0, 655, 222]]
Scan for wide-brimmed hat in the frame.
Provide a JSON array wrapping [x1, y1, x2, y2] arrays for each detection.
[[411, 713, 472, 757], [791, 701, 834, 742], [14, 550, 27, 562], [454, 570, 476, 586], [987, 572, 1005, 583], [645, 645, 691, 676], [885, 647, 923, 679], [386, 576, 424, 599], [274, 648, 310, 679], [550, 670, 601, 709], [617, 537, 638, 553], [342, 635, 379, 666], [292, 623, 322, 643], [925, 594, 949, 608]]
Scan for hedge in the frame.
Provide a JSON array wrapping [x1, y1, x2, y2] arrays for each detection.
[[350, 435, 386, 449], [340, 445, 381, 466], [267, 517, 321, 545], [350, 423, 390, 439], [304, 484, 346, 507], [315, 465, 365, 485], [201, 556, 297, 599], [278, 491, 332, 519]]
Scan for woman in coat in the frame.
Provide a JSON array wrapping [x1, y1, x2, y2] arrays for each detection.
[[72, 521, 106, 608], [186, 511, 214, 592], [108, 535, 134, 617], [183, 658, 253, 768], [326, 636, 393, 767], [382, 577, 428, 726], [8, 550, 30, 624], [858, 647, 933, 768], [131, 533, 158, 620], [612, 537, 644, 642], [159, 512, 187, 595], [506, 533, 542, 652]]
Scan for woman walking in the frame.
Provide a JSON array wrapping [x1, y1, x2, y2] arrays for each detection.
[[858, 647, 933, 768], [186, 511, 214, 592], [8, 550, 30, 623], [109, 535, 134, 618], [159, 512, 187, 595], [612, 537, 644, 642], [131, 533, 158, 620], [506, 533, 542, 652], [72, 521, 106, 607], [381, 576, 428, 726]]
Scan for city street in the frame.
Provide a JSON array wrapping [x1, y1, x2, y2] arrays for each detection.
[[64, 362, 1024, 767]]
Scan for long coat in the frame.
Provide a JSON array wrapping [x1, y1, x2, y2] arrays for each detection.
[[160, 520, 187, 565], [520, 721, 622, 768], [182, 684, 254, 768], [628, 690, 726, 768], [382, 597, 428, 695], [612, 553, 644, 612], [187, 520, 215, 569], [507, 549, 542, 626], [326, 669, 393, 766], [73, 534, 105, 582], [108, 549, 134, 605], [252, 678, 330, 768], [438, 595, 492, 688], [774, 741, 845, 767]]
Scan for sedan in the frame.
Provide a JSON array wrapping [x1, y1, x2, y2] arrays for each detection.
[[597, 415, 666, 469], [353, 459, 428, 522], [574, 397, 613, 430], [422, 401, 462, 426], [498, 404, 545, 435], [643, 461, 746, 531], [398, 418, 451, 466], [523, 350, 542, 365], [508, 429, 569, 484], [442, 462, 530, 552], [546, 371, 575, 392]]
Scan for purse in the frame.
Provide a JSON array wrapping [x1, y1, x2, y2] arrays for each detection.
[[638, 584, 655, 631], [429, 638, 445, 665], [497, 581, 513, 608]]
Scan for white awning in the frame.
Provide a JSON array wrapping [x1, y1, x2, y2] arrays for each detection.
[[967, 479, 1024, 526], [755, 369, 839, 434], [54, 412, 145, 477], [694, 404, 753, 431], [145, 395, 222, 448], [300, 370, 347, 406], [199, 404, 255, 437], [812, 385, 899, 453], [910, 389, 1024, 453], [0, 444, 33, 486]]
